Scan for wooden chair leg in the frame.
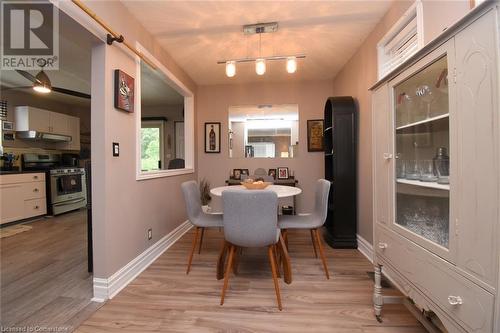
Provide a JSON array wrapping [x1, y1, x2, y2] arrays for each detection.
[[217, 240, 229, 280], [268, 245, 283, 311], [273, 244, 281, 278], [186, 227, 199, 275], [313, 229, 330, 279], [282, 229, 289, 250], [279, 233, 292, 284], [310, 229, 318, 258], [220, 245, 236, 305], [198, 227, 205, 254], [232, 246, 240, 275]]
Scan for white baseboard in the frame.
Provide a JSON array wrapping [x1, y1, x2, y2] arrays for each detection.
[[357, 234, 374, 264], [92, 220, 192, 302]]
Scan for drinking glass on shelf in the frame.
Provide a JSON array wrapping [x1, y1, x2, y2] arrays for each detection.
[[405, 160, 420, 180], [396, 155, 406, 179], [419, 160, 438, 182]]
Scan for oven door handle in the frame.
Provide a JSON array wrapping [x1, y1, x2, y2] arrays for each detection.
[[53, 198, 86, 207]]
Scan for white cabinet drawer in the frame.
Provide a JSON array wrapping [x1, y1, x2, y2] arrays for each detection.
[[23, 198, 46, 218], [376, 226, 494, 332], [0, 173, 45, 185], [22, 181, 46, 200]]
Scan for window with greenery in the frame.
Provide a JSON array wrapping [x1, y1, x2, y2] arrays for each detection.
[[141, 121, 164, 171]]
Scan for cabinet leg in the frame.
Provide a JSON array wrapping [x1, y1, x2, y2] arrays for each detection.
[[373, 264, 383, 322]]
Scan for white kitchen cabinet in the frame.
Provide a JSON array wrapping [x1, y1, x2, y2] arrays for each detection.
[[56, 116, 80, 151], [15, 106, 81, 151], [49, 111, 71, 136], [371, 3, 500, 332], [15, 106, 69, 135], [0, 173, 46, 224]]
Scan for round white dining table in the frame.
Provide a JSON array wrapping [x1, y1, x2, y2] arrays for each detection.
[[210, 184, 301, 198]]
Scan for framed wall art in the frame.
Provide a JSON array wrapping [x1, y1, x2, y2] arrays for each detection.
[[205, 122, 221, 153], [114, 69, 135, 113], [277, 167, 289, 179], [307, 119, 324, 152]]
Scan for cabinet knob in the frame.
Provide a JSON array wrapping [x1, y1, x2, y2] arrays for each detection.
[[383, 153, 393, 160], [33, 175, 38, 179], [378, 242, 388, 249], [33, 188, 39, 192], [447, 295, 463, 305], [34, 205, 39, 209]]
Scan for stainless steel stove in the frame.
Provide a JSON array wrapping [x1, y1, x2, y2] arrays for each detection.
[[22, 153, 87, 215]]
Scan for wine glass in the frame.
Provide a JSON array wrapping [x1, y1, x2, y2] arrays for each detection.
[[416, 85, 436, 119]]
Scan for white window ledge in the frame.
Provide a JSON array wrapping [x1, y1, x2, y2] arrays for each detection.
[[136, 168, 195, 181]]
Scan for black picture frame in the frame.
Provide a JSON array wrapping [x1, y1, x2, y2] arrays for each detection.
[[277, 167, 289, 179], [245, 145, 254, 158], [205, 122, 221, 153], [307, 119, 325, 152], [268, 168, 277, 179], [232, 169, 242, 180]]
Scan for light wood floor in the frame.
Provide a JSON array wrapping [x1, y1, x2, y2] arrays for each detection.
[[0, 210, 100, 331], [75, 228, 425, 333]]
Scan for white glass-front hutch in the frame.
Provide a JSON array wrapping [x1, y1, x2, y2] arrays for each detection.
[[372, 3, 499, 332]]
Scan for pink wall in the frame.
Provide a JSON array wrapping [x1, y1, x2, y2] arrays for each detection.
[[331, 1, 413, 244], [197, 80, 332, 213], [73, 1, 197, 279]]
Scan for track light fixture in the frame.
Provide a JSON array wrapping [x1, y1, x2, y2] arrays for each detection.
[[218, 21, 305, 77]]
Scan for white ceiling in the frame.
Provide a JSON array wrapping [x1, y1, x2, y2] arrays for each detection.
[[121, 0, 393, 85]]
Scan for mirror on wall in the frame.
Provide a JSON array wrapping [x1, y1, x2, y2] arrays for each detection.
[[140, 61, 185, 172], [228, 104, 299, 158]]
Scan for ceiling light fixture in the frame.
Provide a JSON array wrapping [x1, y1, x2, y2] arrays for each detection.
[[225, 61, 236, 77], [255, 58, 266, 75], [32, 70, 52, 93], [286, 56, 297, 74], [218, 22, 305, 77]]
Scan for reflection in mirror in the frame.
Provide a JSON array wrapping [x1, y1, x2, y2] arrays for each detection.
[[140, 61, 185, 172], [228, 104, 299, 158]]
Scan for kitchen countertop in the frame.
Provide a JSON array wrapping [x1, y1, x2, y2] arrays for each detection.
[[0, 170, 45, 175]]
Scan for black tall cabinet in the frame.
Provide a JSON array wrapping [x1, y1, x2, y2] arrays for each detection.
[[323, 96, 357, 248]]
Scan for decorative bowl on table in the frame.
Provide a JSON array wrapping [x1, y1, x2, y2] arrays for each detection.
[[240, 179, 271, 190]]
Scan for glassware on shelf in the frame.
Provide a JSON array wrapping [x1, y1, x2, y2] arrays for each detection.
[[396, 93, 413, 127], [433, 147, 450, 184], [405, 160, 420, 180], [396, 154, 406, 178], [416, 84, 436, 120], [419, 160, 438, 182]]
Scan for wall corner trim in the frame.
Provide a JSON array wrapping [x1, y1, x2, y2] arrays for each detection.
[[357, 234, 374, 264], [92, 220, 192, 302]]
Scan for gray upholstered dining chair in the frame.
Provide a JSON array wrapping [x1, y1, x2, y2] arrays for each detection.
[[181, 180, 223, 274], [278, 179, 331, 279], [220, 190, 283, 310]]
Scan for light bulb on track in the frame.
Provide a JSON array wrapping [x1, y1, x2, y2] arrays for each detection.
[[255, 58, 266, 75]]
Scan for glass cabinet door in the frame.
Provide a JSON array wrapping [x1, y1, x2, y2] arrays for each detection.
[[393, 56, 450, 249]]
